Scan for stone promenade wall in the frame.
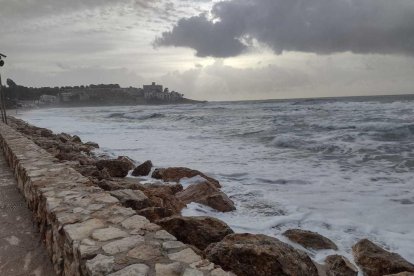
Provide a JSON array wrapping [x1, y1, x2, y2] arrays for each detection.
[[0, 122, 230, 276]]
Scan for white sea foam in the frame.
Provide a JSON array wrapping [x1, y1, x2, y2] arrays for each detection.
[[16, 96, 414, 265]]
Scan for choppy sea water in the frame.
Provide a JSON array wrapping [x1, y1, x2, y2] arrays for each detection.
[[17, 95, 414, 264]]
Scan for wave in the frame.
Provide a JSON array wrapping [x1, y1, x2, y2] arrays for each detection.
[[106, 112, 166, 120]]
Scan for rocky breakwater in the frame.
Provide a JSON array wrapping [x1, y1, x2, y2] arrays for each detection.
[[6, 116, 414, 276]]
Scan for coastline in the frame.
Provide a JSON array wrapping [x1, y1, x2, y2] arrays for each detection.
[[4, 115, 414, 276]]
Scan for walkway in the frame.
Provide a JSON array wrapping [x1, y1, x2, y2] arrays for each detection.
[[0, 154, 55, 275]]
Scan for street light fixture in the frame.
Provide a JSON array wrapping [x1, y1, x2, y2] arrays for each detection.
[[0, 53, 7, 123], [0, 53, 6, 67]]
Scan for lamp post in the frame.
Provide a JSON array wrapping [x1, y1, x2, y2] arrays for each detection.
[[0, 53, 7, 124]]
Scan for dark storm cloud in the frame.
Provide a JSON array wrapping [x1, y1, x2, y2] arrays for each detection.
[[154, 0, 414, 57]]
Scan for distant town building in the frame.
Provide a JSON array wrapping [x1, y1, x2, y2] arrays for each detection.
[[39, 94, 57, 104], [142, 82, 184, 101]]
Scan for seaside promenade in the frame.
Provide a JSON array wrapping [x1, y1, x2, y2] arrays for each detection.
[[0, 154, 55, 275]]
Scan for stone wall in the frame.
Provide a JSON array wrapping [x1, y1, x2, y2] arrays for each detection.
[[0, 122, 230, 276]]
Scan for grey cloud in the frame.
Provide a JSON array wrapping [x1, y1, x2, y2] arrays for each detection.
[[154, 14, 246, 57], [0, 0, 161, 20], [155, 0, 414, 57]]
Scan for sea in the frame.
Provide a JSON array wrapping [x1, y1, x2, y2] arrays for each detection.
[[17, 94, 414, 265]]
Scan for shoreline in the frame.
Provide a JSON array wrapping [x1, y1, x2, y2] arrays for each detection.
[[5, 115, 414, 274]]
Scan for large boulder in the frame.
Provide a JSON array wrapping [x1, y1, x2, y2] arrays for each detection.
[[38, 128, 54, 137], [156, 216, 234, 250], [57, 133, 72, 143], [205, 233, 319, 276], [97, 179, 144, 191], [117, 156, 136, 170], [85, 141, 99, 149], [141, 186, 186, 214], [132, 160, 153, 177], [352, 239, 414, 276], [283, 229, 338, 250], [55, 151, 96, 165], [96, 159, 131, 177], [75, 165, 111, 181], [325, 255, 358, 276], [71, 135, 82, 143], [137, 207, 174, 222], [109, 189, 152, 210], [176, 181, 235, 212], [152, 167, 221, 188]]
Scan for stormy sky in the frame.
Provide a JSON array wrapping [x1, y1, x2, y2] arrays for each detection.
[[1, 0, 414, 100]]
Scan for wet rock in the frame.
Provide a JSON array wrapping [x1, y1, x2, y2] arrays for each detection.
[[201, 193, 236, 212], [176, 181, 235, 212], [352, 239, 414, 276], [205, 233, 319, 276], [137, 207, 174, 222], [117, 156, 136, 170], [283, 229, 338, 250], [58, 133, 71, 143], [142, 186, 186, 214], [96, 159, 131, 177], [109, 189, 152, 210], [75, 165, 111, 180], [98, 179, 144, 191], [85, 141, 100, 148], [152, 167, 221, 188], [55, 151, 95, 165], [72, 135, 82, 143], [156, 216, 234, 250], [132, 160, 153, 177], [325, 255, 358, 276], [38, 128, 54, 137]]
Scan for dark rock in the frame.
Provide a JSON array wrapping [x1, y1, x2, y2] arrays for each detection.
[[201, 193, 236, 213], [58, 133, 72, 143], [352, 239, 414, 276], [117, 156, 136, 170], [97, 180, 126, 191], [176, 181, 235, 212], [85, 141, 99, 148], [109, 189, 151, 210], [71, 135, 82, 143], [152, 167, 221, 188], [156, 216, 234, 250], [142, 186, 186, 214], [205, 233, 319, 276], [283, 229, 338, 250], [139, 183, 183, 195], [97, 179, 144, 191], [384, 273, 414, 276], [55, 151, 95, 165], [137, 207, 174, 222], [38, 128, 54, 137], [75, 165, 111, 181], [325, 255, 358, 276], [132, 160, 153, 177], [96, 159, 131, 177]]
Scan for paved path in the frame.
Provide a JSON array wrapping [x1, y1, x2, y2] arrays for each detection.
[[0, 155, 56, 276]]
